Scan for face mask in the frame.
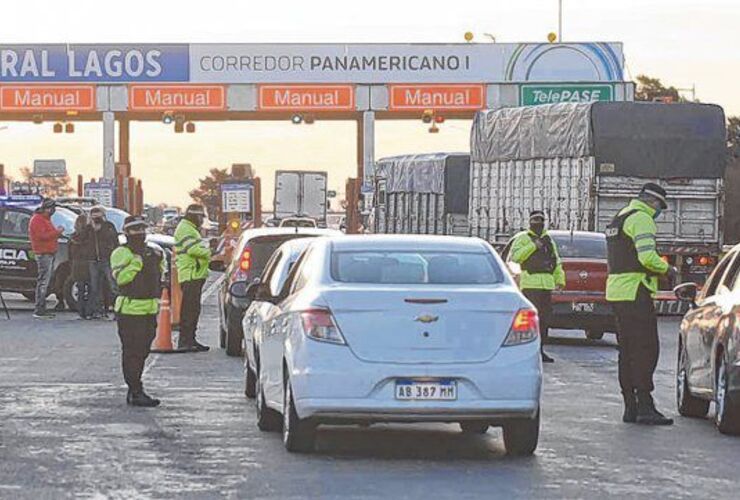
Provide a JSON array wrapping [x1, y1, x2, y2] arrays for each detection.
[[530, 222, 545, 235], [128, 234, 146, 250]]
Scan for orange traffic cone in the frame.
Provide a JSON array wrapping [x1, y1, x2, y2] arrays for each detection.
[[151, 288, 187, 354]]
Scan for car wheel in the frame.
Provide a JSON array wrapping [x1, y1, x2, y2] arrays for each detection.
[[63, 276, 79, 312], [459, 422, 489, 434], [256, 364, 282, 432], [225, 306, 244, 357], [585, 329, 605, 341], [283, 379, 316, 453], [715, 355, 740, 435], [503, 410, 540, 456], [244, 359, 257, 399], [677, 341, 710, 418]]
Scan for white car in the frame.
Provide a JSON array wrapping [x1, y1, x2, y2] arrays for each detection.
[[279, 217, 317, 228], [241, 237, 317, 397], [234, 235, 542, 454]]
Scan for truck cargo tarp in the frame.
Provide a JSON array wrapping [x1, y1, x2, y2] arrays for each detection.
[[471, 102, 727, 178], [377, 153, 463, 194]]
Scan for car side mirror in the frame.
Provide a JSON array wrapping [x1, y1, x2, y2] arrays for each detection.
[[209, 259, 226, 272], [674, 282, 698, 308], [229, 280, 249, 299]]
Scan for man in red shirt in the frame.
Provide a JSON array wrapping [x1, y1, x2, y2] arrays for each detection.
[[29, 198, 64, 318]]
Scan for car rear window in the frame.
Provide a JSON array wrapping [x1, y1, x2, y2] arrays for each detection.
[[331, 251, 504, 285], [247, 235, 313, 275], [552, 235, 607, 259]]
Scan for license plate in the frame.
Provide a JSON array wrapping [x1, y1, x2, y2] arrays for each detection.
[[571, 302, 595, 313], [395, 379, 457, 401]]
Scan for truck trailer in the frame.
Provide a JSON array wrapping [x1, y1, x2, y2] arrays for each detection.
[[371, 153, 470, 236], [469, 102, 727, 294], [273, 170, 328, 226]]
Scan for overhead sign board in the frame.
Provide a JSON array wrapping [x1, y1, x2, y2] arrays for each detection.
[[129, 85, 226, 111], [33, 159, 67, 178], [520, 84, 614, 105], [0, 43, 625, 83], [389, 84, 486, 111], [258, 85, 354, 111], [0, 85, 95, 112], [221, 182, 253, 213]]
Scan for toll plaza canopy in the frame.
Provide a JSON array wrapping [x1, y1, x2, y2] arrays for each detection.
[[0, 43, 631, 181]]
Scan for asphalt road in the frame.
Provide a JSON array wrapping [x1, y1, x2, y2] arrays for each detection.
[[1, 281, 739, 499]]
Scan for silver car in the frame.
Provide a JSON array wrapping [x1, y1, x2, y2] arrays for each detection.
[[235, 235, 542, 454]]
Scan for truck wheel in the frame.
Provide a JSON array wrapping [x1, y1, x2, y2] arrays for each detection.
[[63, 276, 79, 312], [503, 410, 540, 456], [585, 329, 605, 341]]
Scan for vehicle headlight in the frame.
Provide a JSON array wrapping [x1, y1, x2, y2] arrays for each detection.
[[503, 309, 539, 346]]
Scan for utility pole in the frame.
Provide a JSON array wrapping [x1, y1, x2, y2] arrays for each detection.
[[558, 0, 563, 42]]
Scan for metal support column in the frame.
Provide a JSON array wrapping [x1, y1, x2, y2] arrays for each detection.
[[102, 111, 115, 179], [118, 117, 130, 175], [360, 111, 375, 185]]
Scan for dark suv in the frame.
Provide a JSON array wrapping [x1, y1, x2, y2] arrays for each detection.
[[0, 200, 78, 306], [215, 227, 340, 356]]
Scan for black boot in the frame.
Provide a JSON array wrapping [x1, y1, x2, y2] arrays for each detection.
[[636, 391, 673, 426], [127, 390, 160, 407], [622, 391, 637, 423], [193, 341, 210, 352]]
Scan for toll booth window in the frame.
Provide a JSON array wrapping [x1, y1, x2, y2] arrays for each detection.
[[1, 210, 31, 238]]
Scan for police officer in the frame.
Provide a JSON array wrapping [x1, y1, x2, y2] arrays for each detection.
[[111, 216, 164, 407], [510, 211, 565, 363], [606, 183, 677, 425], [174, 204, 211, 352]]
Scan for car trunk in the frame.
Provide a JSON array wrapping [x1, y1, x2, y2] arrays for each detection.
[[561, 259, 608, 293], [323, 286, 523, 364]]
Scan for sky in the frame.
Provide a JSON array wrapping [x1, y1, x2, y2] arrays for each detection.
[[1, 0, 738, 208]]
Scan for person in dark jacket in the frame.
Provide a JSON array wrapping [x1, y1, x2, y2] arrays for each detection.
[[69, 214, 93, 319], [88, 206, 120, 319]]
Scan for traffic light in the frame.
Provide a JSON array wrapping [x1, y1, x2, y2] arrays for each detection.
[[53, 122, 63, 133], [65, 123, 75, 134]]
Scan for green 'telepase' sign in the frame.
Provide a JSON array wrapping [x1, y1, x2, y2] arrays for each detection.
[[520, 84, 614, 106]]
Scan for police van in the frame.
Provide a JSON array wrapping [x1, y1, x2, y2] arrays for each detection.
[[0, 195, 77, 306]]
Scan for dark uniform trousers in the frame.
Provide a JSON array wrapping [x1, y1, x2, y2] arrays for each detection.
[[522, 289, 552, 338], [116, 314, 157, 393], [612, 285, 659, 395], [179, 279, 205, 346]]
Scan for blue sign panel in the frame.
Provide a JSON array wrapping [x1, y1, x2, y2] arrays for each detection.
[[0, 44, 189, 82]]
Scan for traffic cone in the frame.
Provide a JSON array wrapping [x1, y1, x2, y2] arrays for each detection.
[[150, 288, 187, 354]]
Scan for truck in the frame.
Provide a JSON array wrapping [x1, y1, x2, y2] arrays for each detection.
[[273, 170, 328, 226], [468, 101, 727, 307], [371, 153, 470, 236]]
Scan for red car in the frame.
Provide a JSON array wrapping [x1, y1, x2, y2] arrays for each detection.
[[501, 230, 616, 341]]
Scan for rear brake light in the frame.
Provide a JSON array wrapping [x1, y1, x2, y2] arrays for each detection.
[[698, 256, 714, 266], [239, 247, 252, 272], [300, 309, 346, 345], [503, 309, 539, 346]]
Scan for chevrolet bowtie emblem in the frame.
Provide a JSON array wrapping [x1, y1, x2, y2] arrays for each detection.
[[415, 314, 439, 323]]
